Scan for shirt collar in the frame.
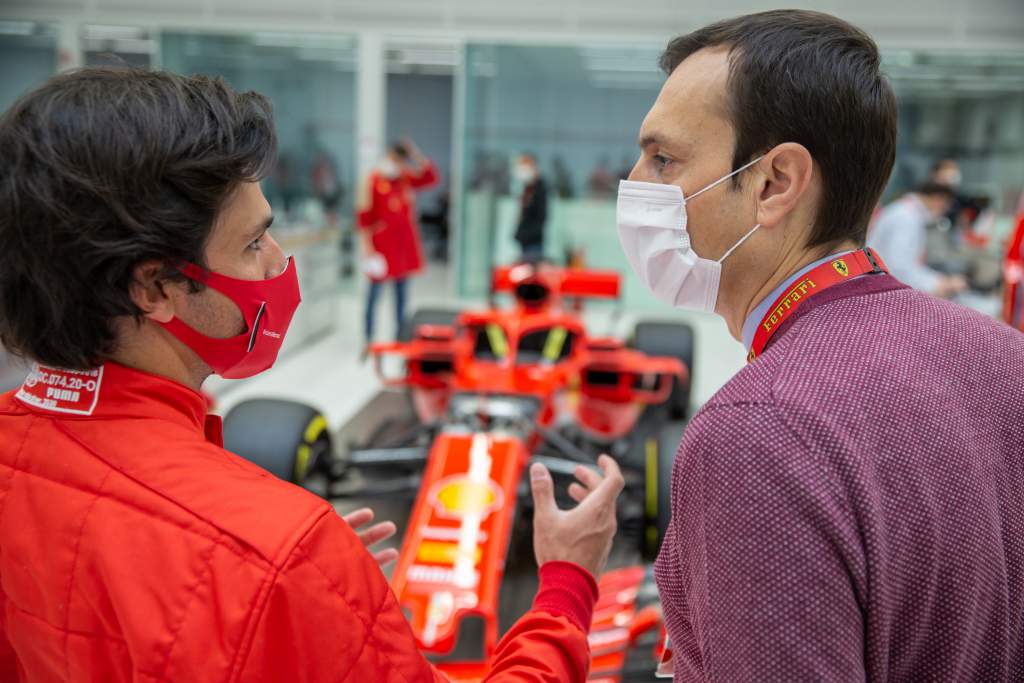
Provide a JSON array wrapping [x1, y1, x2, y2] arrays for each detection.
[[741, 250, 857, 351], [14, 361, 210, 435]]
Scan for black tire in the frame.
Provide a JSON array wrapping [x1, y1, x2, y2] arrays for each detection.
[[642, 419, 687, 562], [222, 399, 331, 485], [632, 321, 695, 420], [397, 308, 461, 343]]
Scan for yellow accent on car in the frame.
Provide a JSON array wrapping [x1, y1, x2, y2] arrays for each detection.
[[485, 323, 509, 358], [645, 438, 658, 520], [542, 326, 568, 362], [294, 415, 328, 483], [437, 480, 496, 516], [417, 540, 482, 565]]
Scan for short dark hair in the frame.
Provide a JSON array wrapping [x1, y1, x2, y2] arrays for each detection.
[[930, 158, 958, 174], [916, 181, 956, 199], [660, 10, 897, 248], [0, 66, 276, 369], [390, 142, 410, 160]]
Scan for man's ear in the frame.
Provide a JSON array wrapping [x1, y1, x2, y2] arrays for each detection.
[[129, 261, 183, 324], [754, 142, 814, 229]]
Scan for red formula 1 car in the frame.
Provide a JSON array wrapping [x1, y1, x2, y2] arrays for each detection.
[[1004, 210, 1024, 333], [223, 263, 695, 681]]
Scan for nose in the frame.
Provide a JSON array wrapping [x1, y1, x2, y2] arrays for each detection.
[[263, 233, 287, 279], [627, 156, 649, 182]]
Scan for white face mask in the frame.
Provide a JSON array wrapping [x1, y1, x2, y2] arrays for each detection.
[[378, 158, 400, 179], [616, 156, 763, 313], [514, 163, 537, 184]]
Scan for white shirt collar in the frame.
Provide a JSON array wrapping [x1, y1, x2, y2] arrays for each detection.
[[741, 250, 858, 351]]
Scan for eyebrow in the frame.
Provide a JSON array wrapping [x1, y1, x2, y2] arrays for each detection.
[[244, 215, 274, 242], [638, 133, 664, 149], [638, 132, 690, 164]]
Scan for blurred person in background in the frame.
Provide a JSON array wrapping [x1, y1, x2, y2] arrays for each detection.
[[587, 156, 616, 198], [616, 155, 634, 182], [930, 157, 969, 231], [271, 152, 299, 220], [931, 157, 963, 190], [867, 182, 968, 298], [513, 152, 549, 259], [552, 154, 576, 199], [357, 139, 437, 349], [311, 149, 344, 229], [0, 67, 624, 682], [620, 9, 1023, 681]]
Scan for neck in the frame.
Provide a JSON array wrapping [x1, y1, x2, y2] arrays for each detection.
[[724, 238, 859, 341], [107, 319, 209, 392]]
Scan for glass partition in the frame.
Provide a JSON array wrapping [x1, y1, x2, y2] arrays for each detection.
[[83, 25, 156, 68], [0, 21, 57, 114], [162, 31, 358, 228], [458, 43, 663, 303], [457, 42, 1024, 306], [886, 49, 1024, 214]]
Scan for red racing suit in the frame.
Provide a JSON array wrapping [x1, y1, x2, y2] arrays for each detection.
[[0, 362, 596, 682], [357, 161, 438, 282]]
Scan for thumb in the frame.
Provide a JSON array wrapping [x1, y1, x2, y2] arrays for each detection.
[[529, 463, 557, 518]]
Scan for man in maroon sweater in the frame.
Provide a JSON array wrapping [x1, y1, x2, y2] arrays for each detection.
[[616, 10, 1024, 681]]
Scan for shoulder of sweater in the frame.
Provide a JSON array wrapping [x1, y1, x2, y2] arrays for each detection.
[[699, 286, 1024, 423]]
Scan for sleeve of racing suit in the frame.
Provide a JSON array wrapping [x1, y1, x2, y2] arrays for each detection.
[[235, 507, 596, 683], [407, 159, 439, 189]]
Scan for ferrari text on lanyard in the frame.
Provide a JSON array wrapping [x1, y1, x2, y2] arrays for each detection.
[[747, 248, 888, 362]]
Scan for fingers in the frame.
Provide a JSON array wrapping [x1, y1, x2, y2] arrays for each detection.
[[373, 548, 399, 567], [529, 463, 557, 517], [358, 521, 397, 548], [343, 507, 374, 530], [573, 464, 604, 491], [594, 455, 625, 499], [567, 482, 588, 504]]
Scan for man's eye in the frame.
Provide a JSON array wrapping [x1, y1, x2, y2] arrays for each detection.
[[653, 154, 673, 171], [247, 235, 265, 251]]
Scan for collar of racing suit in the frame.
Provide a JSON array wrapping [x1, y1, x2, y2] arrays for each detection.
[[13, 361, 222, 446]]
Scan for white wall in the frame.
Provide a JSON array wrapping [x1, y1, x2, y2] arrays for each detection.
[[2, 0, 1022, 52]]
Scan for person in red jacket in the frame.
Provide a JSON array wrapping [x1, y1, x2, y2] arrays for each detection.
[[0, 66, 622, 682], [358, 139, 437, 347]]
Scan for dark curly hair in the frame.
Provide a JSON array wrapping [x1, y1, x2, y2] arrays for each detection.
[[0, 66, 276, 369]]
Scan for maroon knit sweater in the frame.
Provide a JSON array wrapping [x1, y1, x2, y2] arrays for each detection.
[[654, 274, 1024, 682]]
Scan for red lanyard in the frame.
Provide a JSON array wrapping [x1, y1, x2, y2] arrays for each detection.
[[747, 248, 887, 362]]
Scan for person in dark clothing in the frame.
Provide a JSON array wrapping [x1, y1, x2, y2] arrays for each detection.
[[514, 153, 549, 259]]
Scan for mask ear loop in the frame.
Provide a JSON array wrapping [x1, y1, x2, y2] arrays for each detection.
[[717, 223, 761, 264], [686, 155, 765, 202]]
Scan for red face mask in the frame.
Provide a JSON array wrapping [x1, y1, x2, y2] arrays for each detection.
[[160, 257, 301, 379]]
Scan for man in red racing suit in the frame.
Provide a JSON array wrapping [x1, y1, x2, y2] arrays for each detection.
[[0, 67, 623, 682]]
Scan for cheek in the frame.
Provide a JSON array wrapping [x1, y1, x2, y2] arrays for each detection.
[[686, 196, 740, 258], [185, 287, 247, 339]]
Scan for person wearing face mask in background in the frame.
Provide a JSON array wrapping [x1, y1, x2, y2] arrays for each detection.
[[0, 68, 627, 682], [618, 10, 1024, 682], [866, 182, 969, 298], [357, 139, 437, 351], [930, 157, 967, 229], [513, 153, 549, 260]]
